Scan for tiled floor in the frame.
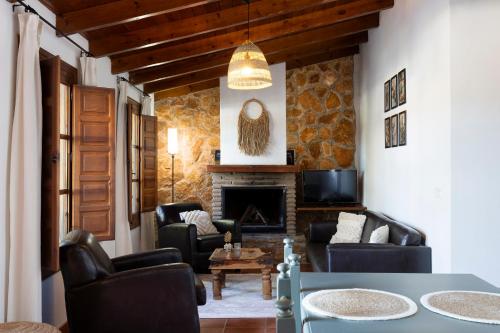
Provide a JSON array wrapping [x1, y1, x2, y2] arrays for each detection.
[[201, 318, 275, 333]]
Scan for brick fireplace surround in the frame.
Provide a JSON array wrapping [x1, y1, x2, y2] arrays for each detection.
[[208, 165, 305, 263]]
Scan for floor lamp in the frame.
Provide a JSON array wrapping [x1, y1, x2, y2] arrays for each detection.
[[167, 128, 178, 202]]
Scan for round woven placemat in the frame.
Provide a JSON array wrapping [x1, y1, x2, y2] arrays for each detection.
[[421, 290, 500, 325], [302, 288, 418, 321], [0, 322, 60, 333]]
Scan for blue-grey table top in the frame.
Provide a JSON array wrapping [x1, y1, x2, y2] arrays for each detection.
[[300, 273, 500, 333]]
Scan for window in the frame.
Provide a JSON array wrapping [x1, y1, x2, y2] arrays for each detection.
[[127, 98, 141, 228], [58, 83, 71, 243]]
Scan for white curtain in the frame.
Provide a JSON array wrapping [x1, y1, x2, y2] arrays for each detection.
[[79, 55, 97, 86], [115, 81, 133, 256], [7, 13, 43, 322], [141, 95, 152, 116]]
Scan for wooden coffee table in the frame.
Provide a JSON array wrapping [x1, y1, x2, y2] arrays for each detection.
[[209, 248, 274, 300]]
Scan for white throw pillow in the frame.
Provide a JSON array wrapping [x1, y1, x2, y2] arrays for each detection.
[[369, 225, 390, 244], [180, 210, 219, 236], [330, 212, 367, 244]]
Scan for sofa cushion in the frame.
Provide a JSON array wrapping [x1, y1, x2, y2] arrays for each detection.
[[155, 202, 203, 228], [330, 212, 366, 244], [306, 242, 328, 272], [360, 211, 422, 246], [197, 234, 225, 253], [369, 225, 390, 244], [181, 210, 219, 236]]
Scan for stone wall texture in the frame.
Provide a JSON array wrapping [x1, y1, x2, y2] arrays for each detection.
[[156, 57, 356, 211]]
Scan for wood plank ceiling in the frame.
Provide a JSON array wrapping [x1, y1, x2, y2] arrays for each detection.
[[44, 0, 394, 97]]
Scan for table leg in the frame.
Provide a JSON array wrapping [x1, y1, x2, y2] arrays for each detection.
[[221, 272, 226, 288], [212, 270, 222, 300], [262, 268, 272, 300]]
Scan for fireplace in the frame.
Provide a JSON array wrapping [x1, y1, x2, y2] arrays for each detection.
[[222, 186, 287, 233]]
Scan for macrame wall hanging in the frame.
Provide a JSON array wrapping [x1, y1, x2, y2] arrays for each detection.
[[238, 98, 270, 156]]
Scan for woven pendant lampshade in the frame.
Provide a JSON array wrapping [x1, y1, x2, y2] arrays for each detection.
[[228, 40, 272, 90]]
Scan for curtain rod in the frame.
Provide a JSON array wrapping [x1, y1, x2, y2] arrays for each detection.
[[117, 76, 151, 98], [13, 0, 151, 98]]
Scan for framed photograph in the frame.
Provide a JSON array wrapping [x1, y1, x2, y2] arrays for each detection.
[[384, 80, 390, 112], [214, 149, 221, 163], [398, 69, 406, 105], [399, 111, 407, 146], [385, 117, 391, 148], [286, 150, 295, 165], [390, 75, 398, 109], [391, 115, 399, 147]]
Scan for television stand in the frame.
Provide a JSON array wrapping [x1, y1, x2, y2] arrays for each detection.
[[296, 204, 367, 212]]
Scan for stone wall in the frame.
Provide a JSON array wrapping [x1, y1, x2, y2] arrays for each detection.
[[156, 57, 356, 211]]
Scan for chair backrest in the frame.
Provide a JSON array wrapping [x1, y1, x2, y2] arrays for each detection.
[[155, 202, 203, 228], [60, 230, 116, 289]]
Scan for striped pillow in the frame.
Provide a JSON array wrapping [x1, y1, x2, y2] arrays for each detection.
[[179, 210, 219, 236]]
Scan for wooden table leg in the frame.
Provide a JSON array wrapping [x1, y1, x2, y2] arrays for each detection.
[[262, 268, 272, 300], [212, 270, 222, 300], [221, 271, 226, 288]]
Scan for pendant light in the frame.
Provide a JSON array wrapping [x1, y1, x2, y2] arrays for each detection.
[[227, 0, 272, 90]]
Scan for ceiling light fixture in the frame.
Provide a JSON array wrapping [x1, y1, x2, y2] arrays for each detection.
[[227, 0, 272, 90]]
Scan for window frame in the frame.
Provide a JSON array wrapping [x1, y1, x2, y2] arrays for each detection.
[[127, 97, 142, 229]]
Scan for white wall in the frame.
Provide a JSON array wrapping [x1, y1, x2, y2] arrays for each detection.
[[450, 0, 500, 286], [0, 0, 146, 325], [220, 63, 287, 165], [356, 0, 453, 272]]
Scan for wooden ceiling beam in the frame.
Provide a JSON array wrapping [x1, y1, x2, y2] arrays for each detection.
[[130, 31, 368, 84], [90, 0, 344, 56], [112, 13, 380, 74], [153, 46, 359, 98], [144, 44, 360, 93], [56, 0, 218, 35]]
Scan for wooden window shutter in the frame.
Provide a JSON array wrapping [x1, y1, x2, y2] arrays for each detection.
[[140, 115, 158, 212], [40, 55, 61, 276], [72, 86, 116, 240]]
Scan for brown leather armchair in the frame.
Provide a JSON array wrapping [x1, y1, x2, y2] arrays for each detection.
[[60, 230, 206, 333]]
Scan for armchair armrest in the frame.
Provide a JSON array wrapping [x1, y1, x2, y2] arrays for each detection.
[[157, 223, 197, 264], [306, 221, 337, 243], [65, 263, 200, 333], [112, 248, 182, 272], [213, 219, 241, 243], [326, 243, 432, 273]]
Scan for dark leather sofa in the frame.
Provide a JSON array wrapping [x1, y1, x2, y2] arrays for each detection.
[[156, 202, 241, 273], [306, 211, 432, 273], [60, 230, 206, 333]]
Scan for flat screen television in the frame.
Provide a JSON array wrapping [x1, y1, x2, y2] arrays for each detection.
[[302, 169, 359, 204]]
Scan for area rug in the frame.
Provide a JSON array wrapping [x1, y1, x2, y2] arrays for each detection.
[[197, 274, 277, 318], [302, 288, 418, 321], [421, 291, 500, 325]]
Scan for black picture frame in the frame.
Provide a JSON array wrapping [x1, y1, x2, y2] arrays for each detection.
[[214, 149, 221, 163], [286, 150, 295, 165], [385, 117, 391, 148], [384, 80, 390, 112], [398, 69, 407, 105], [399, 111, 407, 146], [391, 114, 399, 147], [390, 75, 398, 109]]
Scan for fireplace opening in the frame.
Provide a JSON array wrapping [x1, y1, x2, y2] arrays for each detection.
[[222, 186, 286, 233]]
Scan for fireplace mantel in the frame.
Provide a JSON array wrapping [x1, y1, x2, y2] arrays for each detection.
[[207, 165, 299, 173]]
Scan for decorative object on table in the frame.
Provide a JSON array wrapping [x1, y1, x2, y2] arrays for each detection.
[[384, 80, 391, 112], [391, 75, 398, 109], [224, 231, 233, 252], [238, 98, 270, 156], [0, 322, 60, 333], [385, 117, 391, 148], [302, 288, 418, 321], [167, 128, 178, 202], [227, 0, 272, 90], [286, 149, 295, 165], [214, 149, 221, 164], [391, 115, 399, 147], [420, 290, 500, 325], [398, 111, 407, 146], [398, 69, 406, 105]]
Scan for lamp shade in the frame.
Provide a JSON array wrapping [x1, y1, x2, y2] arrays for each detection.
[[227, 40, 272, 90], [167, 128, 178, 155]]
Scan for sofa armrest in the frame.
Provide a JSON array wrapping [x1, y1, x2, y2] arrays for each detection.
[[157, 223, 197, 264], [213, 219, 241, 243], [306, 222, 337, 243], [65, 263, 200, 333], [112, 248, 182, 272], [326, 244, 432, 273]]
